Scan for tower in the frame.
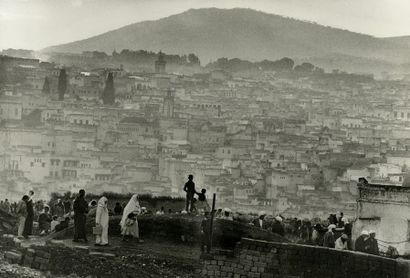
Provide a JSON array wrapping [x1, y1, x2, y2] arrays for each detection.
[[162, 89, 174, 118], [155, 51, 166, 74]]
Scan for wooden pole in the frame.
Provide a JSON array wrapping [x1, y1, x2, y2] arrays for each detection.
[[208, 193, 216, 253]]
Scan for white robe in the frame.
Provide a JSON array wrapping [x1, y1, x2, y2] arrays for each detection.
[[120, 194, 141, 237], [95, 196, 109, 245]]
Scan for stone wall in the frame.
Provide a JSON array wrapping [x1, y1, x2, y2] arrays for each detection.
[[52, 216, 288, 249], [200, 238, 410, 278]]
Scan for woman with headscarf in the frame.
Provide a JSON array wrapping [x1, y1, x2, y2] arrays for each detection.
[[120, 194, 143, 243], [95, 196, 109, 246]]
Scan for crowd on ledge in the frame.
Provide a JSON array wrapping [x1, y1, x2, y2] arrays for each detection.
[[0, 175, 391, 256]]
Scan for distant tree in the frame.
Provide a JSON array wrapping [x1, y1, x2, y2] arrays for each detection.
[[278, 57, 294, 71], [258, 57, 294, 72], [294, 62, 315, 72], [313, 66, 325, 74], [57, 69, 67, 100], [188, 53, 200, 65], [42, 77, 50, 94], [102, 72, 115, 105]]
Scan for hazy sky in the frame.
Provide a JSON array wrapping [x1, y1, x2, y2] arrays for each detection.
[[1, 0, 409, 50]]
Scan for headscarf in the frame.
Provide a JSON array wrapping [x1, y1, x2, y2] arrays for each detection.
[[120, 194, 140, 228], [98, 197, 108, 210]]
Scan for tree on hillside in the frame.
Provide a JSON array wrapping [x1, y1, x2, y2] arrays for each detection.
[[294, 62, 315, 72], [57, 69, 67, 100], [188, 53, 200, 65], [42, 77, 50, 94], [102, 72, 115, 105]]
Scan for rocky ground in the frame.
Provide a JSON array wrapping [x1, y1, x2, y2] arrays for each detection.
[[1, 237, 200, 278], [0, 251, 81, 278]]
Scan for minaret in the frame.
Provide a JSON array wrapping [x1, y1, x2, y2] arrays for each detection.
[[162, 89, 174, 118], [155, 51, 166, 74]]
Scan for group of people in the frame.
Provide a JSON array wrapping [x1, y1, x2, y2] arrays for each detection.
[[71, 189, 144, 246], [7, 178, 382, 256], [183, 175, 211, 214], [10, 189, 145, 247]]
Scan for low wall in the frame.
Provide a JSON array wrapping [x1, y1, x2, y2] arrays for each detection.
[[200, 238, 410, 278], [52, 215, 288, 249]]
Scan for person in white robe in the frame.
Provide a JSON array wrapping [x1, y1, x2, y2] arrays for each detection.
[[95, 196, 109, 246], [120, 194, 143, 243]]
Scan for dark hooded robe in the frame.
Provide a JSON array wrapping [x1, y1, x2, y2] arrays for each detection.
[[23, 198, 34, 237], [73, 195, 88, 240]]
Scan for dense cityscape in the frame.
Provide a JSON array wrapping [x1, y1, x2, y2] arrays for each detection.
[[2, 46, 410, 220], [3, 1, 410, 277]]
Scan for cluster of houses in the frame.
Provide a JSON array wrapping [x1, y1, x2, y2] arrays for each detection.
[[1, 52, 410, 219]]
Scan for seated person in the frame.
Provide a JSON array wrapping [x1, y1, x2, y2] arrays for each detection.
[[38, 206, 52, 235], [55, 217, 70, 232]]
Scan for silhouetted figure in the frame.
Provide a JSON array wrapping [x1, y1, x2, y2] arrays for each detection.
[[73, 189, 88, 242], [114, 202, 123, 215], [23, 190, 34, 238], [197, 188, 211, 212], [183, 174, 197, 212]]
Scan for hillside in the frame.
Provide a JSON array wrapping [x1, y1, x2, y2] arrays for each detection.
[[43, 8, 410, 72], [383, 36, 410, 47]]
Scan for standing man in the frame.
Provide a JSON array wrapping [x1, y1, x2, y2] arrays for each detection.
[[183, 174, 197, 213], [23, 190, 34, 238], [73, 189, 89, 242], [17, 195, 29, 239]]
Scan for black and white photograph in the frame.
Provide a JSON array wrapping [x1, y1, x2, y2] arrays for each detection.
[[1, 0, 410, 277]]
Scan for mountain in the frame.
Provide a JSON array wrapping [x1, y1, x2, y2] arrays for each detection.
[[383, 36, 410, 47], [43, 8, 410, 72]]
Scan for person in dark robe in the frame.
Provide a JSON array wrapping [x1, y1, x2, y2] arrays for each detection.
[[323, 224, 336, 248], [355, 230, 370, 253], [271, 216, 285, 236], [114, 202, 123, 215], [23, 190, 35, 238], [73, 189, 88, 242], [367, 230, 379, 255]]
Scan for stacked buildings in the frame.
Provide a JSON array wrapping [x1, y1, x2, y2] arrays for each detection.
[[2, 53, 410, 219]]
